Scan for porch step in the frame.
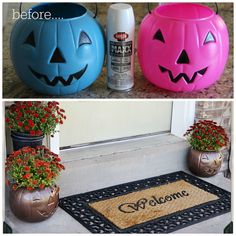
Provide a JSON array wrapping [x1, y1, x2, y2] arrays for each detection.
[[59, 134, 189, 198]]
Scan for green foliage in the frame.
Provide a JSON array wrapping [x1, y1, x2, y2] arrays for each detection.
[[5, 101, 66, 136], [184, 120, 229, 151], [5, 146, 65, 191]]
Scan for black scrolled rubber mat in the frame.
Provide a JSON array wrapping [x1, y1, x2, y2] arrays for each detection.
[[59, 171, 231, 233]]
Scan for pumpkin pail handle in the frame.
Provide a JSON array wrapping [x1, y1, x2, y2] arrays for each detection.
[[84, 3, 98, 18], [147, 2, 219, 15], [147, 3, 152, 14], [93, 3, 98, 19], [19, 2, 22, 15], [215, 3, 219, 15]]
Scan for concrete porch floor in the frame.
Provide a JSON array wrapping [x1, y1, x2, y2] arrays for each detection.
[[4, 134, 231, 233]]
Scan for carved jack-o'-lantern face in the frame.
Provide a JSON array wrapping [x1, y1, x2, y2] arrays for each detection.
[[10, 186, 59, 222], [138, 3, 229, 92], [10, 3, 105, 95], [25, 30, 90, 87], [32, 186, 59, 218], [199, 152, 223, 176]]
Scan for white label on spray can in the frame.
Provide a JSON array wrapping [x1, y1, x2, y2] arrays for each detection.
[[110, 34, 132, 73]]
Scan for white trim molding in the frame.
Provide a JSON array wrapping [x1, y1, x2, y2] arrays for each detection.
[[46, 125, 60, 155], [171, 101, 196, 138]]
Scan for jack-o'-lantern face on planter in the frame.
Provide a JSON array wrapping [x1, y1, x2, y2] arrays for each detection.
[[10, 3, 105, 95], [138, 3, 229, 92], [9, 186, 59, 222]]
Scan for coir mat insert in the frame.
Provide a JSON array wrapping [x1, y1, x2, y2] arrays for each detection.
[[59, 171, 231, 233]]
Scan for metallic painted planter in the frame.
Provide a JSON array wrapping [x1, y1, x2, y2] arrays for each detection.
[[9, 185, 59, 222], [187, 148, 223, 177]]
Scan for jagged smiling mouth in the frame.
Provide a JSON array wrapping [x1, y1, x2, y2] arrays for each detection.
[[159, 65, 208, 84], [29, 65, 87, 86]]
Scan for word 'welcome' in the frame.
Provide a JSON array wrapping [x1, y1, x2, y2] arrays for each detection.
[[118, 190, 189, 213]]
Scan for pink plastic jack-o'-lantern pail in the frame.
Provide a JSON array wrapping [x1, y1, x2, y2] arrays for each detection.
[[138, 3, 229, 92]]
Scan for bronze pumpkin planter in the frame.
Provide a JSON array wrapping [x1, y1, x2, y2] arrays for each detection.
[[9, 185, 59, 222], [187, 148, 223, 177]]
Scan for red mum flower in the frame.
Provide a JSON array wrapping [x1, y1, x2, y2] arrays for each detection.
[[12, 184, 18, 191], [28, 119, 35, 127], [17, 112, 22, 117], [55, 157, 61, 162], [39, 183, 45, 189], [24, 166, 30, 172], [23, 173, 31, 179], [32, 180, 38, 185], [27, 186, 33, 191], [37, 169, 43, 174], [60, 164, 65, 170], [30, 130, 36, 136], [36, 130, 43, 136], [27, 102, 33, 107], [46, 174, 52, 180], [16, 158, 22, 164], [24, 126, 30, 131], [35, 159, 44, 168], [18, 122, 23, 127]]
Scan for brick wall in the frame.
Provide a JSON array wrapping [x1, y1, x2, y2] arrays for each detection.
[[195, 101, 232, 177]]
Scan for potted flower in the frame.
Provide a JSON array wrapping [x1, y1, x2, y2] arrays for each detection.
[[5, 101, 66, 150], [5, 146, 65, 222], [184, 120, 229, 177]]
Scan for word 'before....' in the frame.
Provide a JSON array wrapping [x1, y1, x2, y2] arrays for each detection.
[[12, 8, 62, 20]]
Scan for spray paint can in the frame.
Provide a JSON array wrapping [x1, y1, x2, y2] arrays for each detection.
[[107, 3, 135, 91]]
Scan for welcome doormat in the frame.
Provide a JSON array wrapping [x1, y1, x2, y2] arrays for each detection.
[[59, 171, 231, 233]]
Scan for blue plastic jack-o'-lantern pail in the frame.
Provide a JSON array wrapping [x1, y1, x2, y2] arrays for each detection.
[[10, 3, 105, 95]]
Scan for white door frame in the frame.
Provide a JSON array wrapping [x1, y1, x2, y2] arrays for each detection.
[[48, 101, 196, 154], [171, 101, 196, 138]]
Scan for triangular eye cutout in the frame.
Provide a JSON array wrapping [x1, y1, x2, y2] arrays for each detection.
[[50, 47, 66, 63], [79, 31, 91, 47], [153, 29, 165, 43], [177, 50, 190, 64], [24, 31, 36, 47], [204, 32, 216, 44]]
